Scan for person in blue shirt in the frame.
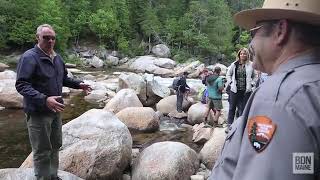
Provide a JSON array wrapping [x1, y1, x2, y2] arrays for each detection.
[[204, 67, 224, 127]]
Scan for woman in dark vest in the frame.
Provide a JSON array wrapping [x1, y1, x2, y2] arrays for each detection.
[[225, 47, 256, 129]]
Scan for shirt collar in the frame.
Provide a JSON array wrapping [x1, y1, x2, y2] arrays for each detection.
[[275, 48, 320, 74], [37, 44, 56, 59]]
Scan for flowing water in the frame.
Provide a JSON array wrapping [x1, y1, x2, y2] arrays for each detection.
[[0, 92, 201, 169]]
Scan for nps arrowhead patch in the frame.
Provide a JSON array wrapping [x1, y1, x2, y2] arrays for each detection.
[[248, 116, 276, 153]]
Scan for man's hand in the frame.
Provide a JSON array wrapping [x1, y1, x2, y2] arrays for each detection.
[[79, 83, 92, 95], [46, 96, 65, 112]]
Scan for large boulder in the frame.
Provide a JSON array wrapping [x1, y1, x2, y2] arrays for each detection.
[[106, 55, 119, 66], [0, 168, 83, 180], [153, 58, 176, 69], [187, 103, 207, 125], [192, 123, 213, 144], [0, 70, 16, 80], [118, 73, 147, 104], [104, 89, 143, 113], [151, 44, 171, 58], [129, 56, 174, 77], [116, 107, 159, 132], [174, 61, 201, 75], [21, 109, 132, 180], [132, 141, 199, 180], [199, 128, 226, 169], [82, 81, 110, 104], [0, 63, 9, 72], [88, 56, 104, 68], [156, 95, 192, 115], [168, 110, 188, 119], [84, 89, 108, 104], [152, 67, 174, 77], [118, 73, 170, 107], [143, 74, 170, 106], [98, 78, 119, 92], [119, 57, 129, 64], [129, 56, 158, 73], [0, 79, 23, 108], [189, 64, 205, 78]]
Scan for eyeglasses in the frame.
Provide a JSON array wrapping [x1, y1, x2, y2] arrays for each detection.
[[249, 25, 264, 39], [42, 35, 56, 41]]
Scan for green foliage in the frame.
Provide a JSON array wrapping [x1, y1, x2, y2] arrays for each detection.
[[64, 0, 90, 45], [63, 55, 83, 66], [0, 15, 8, 49], [36, 0, 71, 52], [226, 0, 264, 13], [172, 49, 191, 63], [117, 36, 129, 54], [89, 9, 120, 45], [235, 31, 251, 50], [0, 0, 263, 62], [141, 6, 161, 37], [8, 20, 36, 45]]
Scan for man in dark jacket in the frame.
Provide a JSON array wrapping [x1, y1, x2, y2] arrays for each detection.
[[15, 24, 91, 180], [176, 71, 190, 112]]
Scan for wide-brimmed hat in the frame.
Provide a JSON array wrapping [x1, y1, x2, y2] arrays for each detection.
[[234, 0, 320, 30]]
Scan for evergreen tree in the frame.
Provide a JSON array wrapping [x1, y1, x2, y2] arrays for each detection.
[[36, 0, 70, 52], [63, 0, 90, 46]]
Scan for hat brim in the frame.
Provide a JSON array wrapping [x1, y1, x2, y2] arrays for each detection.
[[234, 8, 320, 30]]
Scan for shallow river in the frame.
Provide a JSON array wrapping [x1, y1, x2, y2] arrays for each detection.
[[0, 92, 201, 169]]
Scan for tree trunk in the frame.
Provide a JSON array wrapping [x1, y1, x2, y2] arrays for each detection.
[[148, 36, 151, 54]]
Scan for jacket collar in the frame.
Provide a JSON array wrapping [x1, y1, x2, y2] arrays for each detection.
[[275, 48, 320, 73], [34, 45, 57, 59]]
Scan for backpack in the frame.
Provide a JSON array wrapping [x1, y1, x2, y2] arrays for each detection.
[[201, 88, 208, 104], [172, 77, 181, 90]]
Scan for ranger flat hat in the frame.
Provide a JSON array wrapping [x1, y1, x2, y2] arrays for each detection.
[[234, 0, 320, 30]]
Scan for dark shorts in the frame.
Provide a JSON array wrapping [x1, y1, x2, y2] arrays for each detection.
[[208, 98, 223, 110]]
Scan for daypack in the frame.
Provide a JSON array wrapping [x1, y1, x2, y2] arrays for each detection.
[[172, 77, 181, 90], [201, 88, 208, 104]]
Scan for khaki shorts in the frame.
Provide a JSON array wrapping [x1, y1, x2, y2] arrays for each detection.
[[207, 98, 223, 110]]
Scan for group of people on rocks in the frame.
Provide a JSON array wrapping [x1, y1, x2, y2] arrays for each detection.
[[15, 0, 320, 179], [174, 47, 267, 130]]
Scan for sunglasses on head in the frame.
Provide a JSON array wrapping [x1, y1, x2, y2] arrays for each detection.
[[42, 35, 56, 41], [249, 20, 281, 39], [249, 25, 264, 39]]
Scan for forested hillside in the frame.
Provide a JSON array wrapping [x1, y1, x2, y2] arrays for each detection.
[[0, 0, 263, 62]]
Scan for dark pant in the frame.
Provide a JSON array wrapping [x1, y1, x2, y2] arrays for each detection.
[[176, 91, 184, 112], [26, 112, 62, 180], [227, 90, 251, 125]]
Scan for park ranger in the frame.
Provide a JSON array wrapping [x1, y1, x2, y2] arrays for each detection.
[[209, 0, 320, 179]]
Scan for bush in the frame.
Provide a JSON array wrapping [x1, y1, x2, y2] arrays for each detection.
[[0, 55, 20, 66], [64, 54, 83, 66], [172, 50, 191, 63]]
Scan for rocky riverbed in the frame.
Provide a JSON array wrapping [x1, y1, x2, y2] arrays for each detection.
[[0, 59, 228, 180]]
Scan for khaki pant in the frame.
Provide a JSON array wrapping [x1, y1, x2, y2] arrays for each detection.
[[26, 112, 62, 180]]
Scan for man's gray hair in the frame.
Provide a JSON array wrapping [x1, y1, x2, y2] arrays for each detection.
[[36, 24, 54, 36]]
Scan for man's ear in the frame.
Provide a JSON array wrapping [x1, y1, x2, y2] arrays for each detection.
[[274, 19, 290, 46]]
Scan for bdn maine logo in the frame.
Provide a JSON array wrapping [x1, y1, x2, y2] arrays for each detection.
[[293, 152, 314, 174]]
